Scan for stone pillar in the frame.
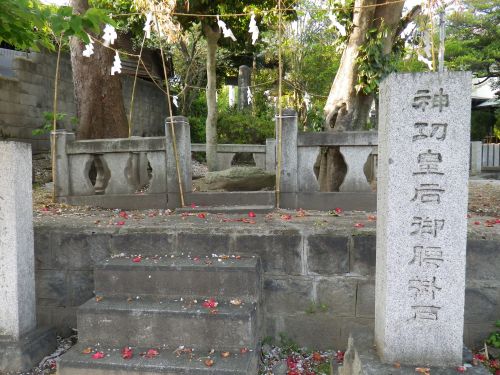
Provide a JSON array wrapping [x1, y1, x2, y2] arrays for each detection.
[[470, 141, 482, 175], [265, 138, 276, 172], [165, 116, 192, 208], [339, 144, 373, 192], [228, 85, 236, 108], [238, 65, 251, 110], [0, 141, 56, 371], [51, 130, 75, 199], [376, 72, 471, 366], [276, 109, 298, 206]]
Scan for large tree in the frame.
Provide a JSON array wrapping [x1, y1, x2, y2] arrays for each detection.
[[174, 1, 281, 171], [69, 0, 129, 139], [317, 0, 416, 191]]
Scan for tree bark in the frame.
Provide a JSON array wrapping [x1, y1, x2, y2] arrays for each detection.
[[317, 0, 404, 191], [203, 23, 220, 171], [69, 0, 128, 140]]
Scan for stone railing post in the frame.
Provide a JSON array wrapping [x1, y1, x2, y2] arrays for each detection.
[[276, 109, 298, 206], [51, 130, 75, 199], [165, 116, 192, 208], [265, 138, 276, 172], [470, 141, 482, 174]]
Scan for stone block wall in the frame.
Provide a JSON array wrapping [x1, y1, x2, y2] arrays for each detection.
[[0, 49, 166, 153], [33, 225, 499, 350]]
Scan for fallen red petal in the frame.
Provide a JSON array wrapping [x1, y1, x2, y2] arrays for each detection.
[[121, 347, 133, 360], [248, 211, 256, 218], [197, 213, 206, 219], [119, 211, 129, 219], [117, 221, 126, 226], [132, 256, 142, 263], [354, 223, 365, 228], [91, 351, 105, 359]]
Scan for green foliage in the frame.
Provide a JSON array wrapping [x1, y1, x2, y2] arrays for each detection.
[[355, 26, 398, 95], [217, 108, 274, 144], [471, 109, 497, 141], [32, 112, 78, 136], [445, 0, 500, 79], [0, 0, 53, 51], [486, 320, 500, 349], [0, 0, 113, 51], [305, 302, 329, 314]]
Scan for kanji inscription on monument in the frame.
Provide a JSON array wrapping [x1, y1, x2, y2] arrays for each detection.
[[375, 72, 471, 366]]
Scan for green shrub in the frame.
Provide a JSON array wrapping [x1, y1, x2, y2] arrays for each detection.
[[217, 109, 274, 144]]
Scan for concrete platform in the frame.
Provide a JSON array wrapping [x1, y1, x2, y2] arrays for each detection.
[[334, 329, 490, 375], [0, 327, 57, 373], [58, 343, 258, 375]]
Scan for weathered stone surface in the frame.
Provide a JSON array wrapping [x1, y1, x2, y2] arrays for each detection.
[[376, 72, 472, 366], [177, 232, 230, 255], [263, 277, 314, 314], [316, 278, 357, 316], [282, 314, 342, 350], [234, 232, 303, 275], [307, 235, 349, 275], [355, 280, 375, 318], [110, 231, 174, 256], [0, 141, 36, 339], [466, 240, 500, 281], [35, 270, 67, 306], [350, 236, 376, 276], [194, 166, 275, 191], [337, 330, 490, 375], [52, 231, 111, 269], [464, 284, 500, 323]]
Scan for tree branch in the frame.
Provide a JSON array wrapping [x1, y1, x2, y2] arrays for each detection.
[[396, 5, 422, 37]]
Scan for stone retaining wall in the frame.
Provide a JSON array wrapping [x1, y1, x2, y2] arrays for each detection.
[[34, 225, 499, 350], [0, 49, 166, 153]]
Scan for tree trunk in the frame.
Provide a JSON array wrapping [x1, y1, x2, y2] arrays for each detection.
[[69, 0, 128, 140], [203, 23, 220, 171], [317, 0, 404, 191]]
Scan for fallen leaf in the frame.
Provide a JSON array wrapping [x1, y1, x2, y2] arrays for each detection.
[[240, 347, 249, 354], [144, 348, 159, 358], [312, 352, 322, 362], [82, 347, 92, 354], [221, 351, 230, 358], [204, 358, 214, 367], [415, 368, 430, 374], [121, 347, 133, 360], [393, 362, 401, 368], [368, 215, 377, 221], [230, 298, 242, 306], [91, 351, 105, 359], [95, 296, 103, 302]]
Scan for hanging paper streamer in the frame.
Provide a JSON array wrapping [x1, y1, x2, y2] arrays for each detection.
[[417, 54, 433, 70], [247, 87, 253, 105], [328, 13, 346, 36], [217, 16, 237, 41], [82, 37, 94, 58], [248, 14, 259, 45], [111, 51, 122, 75], [144, 12, 153, 39], [102, 24, 117, 46], [173, 95, 179, 108]]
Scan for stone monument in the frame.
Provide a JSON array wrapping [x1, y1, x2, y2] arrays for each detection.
[[337, 72, 488, 374], [0, 141, 56, 372], [238, 65, 251, 110]]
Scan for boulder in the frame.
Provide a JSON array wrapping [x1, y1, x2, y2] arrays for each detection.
[[193, 166, 275, 191]]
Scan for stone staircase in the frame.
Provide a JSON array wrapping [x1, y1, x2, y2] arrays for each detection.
[[57, 255, 262, 374]]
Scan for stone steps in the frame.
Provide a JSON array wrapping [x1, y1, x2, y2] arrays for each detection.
[[76, 297, 258, 349], [94, 257, 260, 301], [58, 343, 258, 375], [176, 205, 274, 214], [57, 254, 262, 374]]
